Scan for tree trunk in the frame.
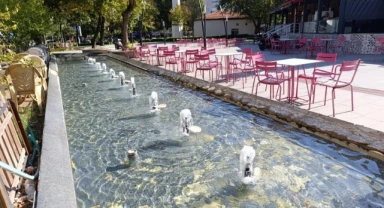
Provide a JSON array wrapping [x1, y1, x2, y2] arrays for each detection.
[[76, 24, 80, 46], [91, 15, 102, 48], [100, 16, 105, 46], [252, 19, 260, 34], [122, 0, 136, 47], [60, 23, 63, 46]]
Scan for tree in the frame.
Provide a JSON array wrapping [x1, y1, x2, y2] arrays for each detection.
[[219, 0, 284, 33], [182, 0, 200, 35], [153, 0, 172, 30], [122, 0, 136, 47], [1, 0, 54, 51], [169, 4, 191, 35]]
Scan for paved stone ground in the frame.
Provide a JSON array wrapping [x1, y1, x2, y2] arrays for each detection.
[[80, 43, 384, 132]]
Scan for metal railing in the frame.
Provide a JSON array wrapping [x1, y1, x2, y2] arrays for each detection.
[[267, 23, 302, 37]]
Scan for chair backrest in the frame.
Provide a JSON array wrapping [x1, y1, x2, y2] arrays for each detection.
[[251, 54, 265, 64], [158, 46, 168, 51], [207, 48, 216, 55], [298, 37, 308, 43], [163, 50, 175, 57], [23, 54, 47, 79], [256, 61, 279, 79], [186, 49, 199, 55], [242, 48, 252, 54], [5, 64, 37, 95], [194, 54, 210, 61], [311, 38, 322, 45], [316, 53, 337, 62], [148, 44, 157, 48], [316, 53, 337, 73], [377, 37, 384, 44], [200, 50, 209, 55], [336, 59, 361, 86]]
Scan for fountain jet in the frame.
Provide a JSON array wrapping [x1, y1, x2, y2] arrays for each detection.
[[239, 145, 260, 185], [180, 109, 193, 136], [149, 91, 159, 112], [110, 69, 118, 79], [102, 63, 107, 72], [118, 72, 130, 86], [95, 62, 101, 70], [131, 77, 136, 96]]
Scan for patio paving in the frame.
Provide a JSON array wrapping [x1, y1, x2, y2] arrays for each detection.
[[130, 42, 384, 133]]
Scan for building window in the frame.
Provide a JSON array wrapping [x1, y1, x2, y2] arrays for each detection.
[[236, 23, 239, 26], [231, 29, 239, 36], [245, 23, 248, 25]]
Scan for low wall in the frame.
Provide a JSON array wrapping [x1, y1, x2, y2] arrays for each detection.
[[106, 53, 384, 161], [282, 33, 384, 54], [37, 57, 77, 208]]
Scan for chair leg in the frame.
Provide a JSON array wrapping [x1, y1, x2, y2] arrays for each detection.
[[332, 88, 336, 117], [324, 86, 328, 106], [255, 82, 260, 97], [251, 76, 257, 94], [350, 85, 354, 111]]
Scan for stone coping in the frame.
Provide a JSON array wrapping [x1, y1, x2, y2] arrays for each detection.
[[103, 52, 384, 161], [37, 56, 77, 208]]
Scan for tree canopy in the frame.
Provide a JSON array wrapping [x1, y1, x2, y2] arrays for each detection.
[[219, 0, 285, 33]]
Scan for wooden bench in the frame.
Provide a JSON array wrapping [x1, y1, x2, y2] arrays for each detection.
[[0, 97, 29, 208]]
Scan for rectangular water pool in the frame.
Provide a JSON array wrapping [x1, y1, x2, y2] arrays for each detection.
[[57, 56, 384, 208]]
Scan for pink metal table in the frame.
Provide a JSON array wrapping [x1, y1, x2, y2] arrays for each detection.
[[214, 52, 243, 82], [276, 58, 324, 103]]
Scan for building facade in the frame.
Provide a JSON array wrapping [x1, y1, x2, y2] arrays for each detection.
[[269, 0, 384, 34], [193, 11, 255, 37]]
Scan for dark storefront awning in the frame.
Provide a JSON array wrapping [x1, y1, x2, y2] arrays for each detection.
[[269, 0, 304, 14], [345, 0, 384, 20]]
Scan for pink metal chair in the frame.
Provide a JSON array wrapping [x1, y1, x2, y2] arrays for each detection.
[[252, 61, 290, 100], [194, 54, 216, 82], [270, 39, 282, 54], [310, 59, 361, 117], [206, 49, 223, 79], [233, 53, 264, 88], [296, 53, 338, 103], [164, 50, 180, 72], [139, 46, 150, 63], [295, 37, 308, 54], [306, 38, 324, 57], [375, 37, 384, 56], [183, 49, 199, 73], [156, 46, 168, 65], [329, 35, 347, 54]]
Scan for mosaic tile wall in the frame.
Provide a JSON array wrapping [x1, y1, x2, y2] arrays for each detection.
[[281, 33, 384, 54]]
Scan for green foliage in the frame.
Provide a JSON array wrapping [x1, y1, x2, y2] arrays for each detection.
[[219, 0, 285, 33], [181, 0, 201, 30], [169, 4, 191, 26], [0, 0, 54, 50], [153, 0, 172, 29]]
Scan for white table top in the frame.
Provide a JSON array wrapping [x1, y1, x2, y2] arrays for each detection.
[[307, 38, 335, 42], [214, 52, 243, 56], [276, 58, 324, 66], [175, 50, 186, 53], [321, 39, 336, 41]]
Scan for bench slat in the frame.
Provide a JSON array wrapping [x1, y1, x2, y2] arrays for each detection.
[[8, 148, 27, 203], [0, 113, 18, 168], [0, 135, 15, 187], [0, 177, 12, 208]]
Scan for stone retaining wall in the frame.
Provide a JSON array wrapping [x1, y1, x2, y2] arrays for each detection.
[[37, 56, 77, 208], [282, 33, 384, 54], [105, 52, 384, 161]]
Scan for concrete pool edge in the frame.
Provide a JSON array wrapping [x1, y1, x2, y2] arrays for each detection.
[[101, 53, 384, 161], [37, 56, 77, 208]]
